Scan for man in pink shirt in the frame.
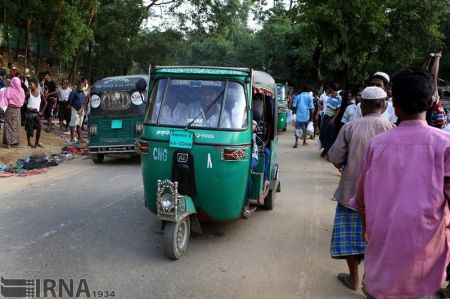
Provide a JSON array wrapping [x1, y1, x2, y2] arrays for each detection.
[[352, 69, 450, 298]]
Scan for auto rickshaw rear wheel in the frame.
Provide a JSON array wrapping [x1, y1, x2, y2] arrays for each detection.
[[163, 216, 191, 260], [264, 189, 275, 210], [93, 154, 104, 164]]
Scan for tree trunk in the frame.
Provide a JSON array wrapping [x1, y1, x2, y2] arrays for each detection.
[[312, 39, 324, 90], [15, 18, 22, 59], [4, 2, 11, 63], [70, 3, 98, 82], [86, 40, 93, 81], [69, 46, 82, 83], [48, 0, 65, 55], [24, 16, 31, 70], [34, 22, 42, 76]]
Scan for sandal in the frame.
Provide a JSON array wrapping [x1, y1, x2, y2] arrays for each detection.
[[243, 206, 257, 219], [337, 273, 357, 291]]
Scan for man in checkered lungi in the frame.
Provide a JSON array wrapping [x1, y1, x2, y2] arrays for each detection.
[[327, 86, 394, 291]]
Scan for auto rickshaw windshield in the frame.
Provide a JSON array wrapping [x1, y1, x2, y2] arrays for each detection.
[[145, 79, 247, 129]]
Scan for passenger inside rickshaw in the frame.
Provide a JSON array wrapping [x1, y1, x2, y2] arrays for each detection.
[[244, 93, 273, 217], [253, 93, 272, 186]]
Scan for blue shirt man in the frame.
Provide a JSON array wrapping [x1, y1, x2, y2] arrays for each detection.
[[292, 90, 314, 147], [293, 92, 314, 122], [68, 88, 85, 111]]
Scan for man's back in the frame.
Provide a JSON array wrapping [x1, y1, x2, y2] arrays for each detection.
[[357, 119, 450, 298], [329, 115, 394, 206], [294, 92, 313, 122]]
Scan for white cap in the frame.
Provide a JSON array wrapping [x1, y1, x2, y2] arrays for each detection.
[[361, 86, 387, 100], [373, 71, 390, 83]]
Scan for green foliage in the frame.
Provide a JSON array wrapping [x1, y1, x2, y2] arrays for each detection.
[[2, 0, 450, 87]]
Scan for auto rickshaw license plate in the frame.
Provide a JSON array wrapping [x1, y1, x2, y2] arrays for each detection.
[[169, 130, 193, 149]]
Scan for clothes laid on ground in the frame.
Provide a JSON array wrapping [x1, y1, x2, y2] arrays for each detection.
[[350, 120, 450, 299], [328, 114, 395, 207], [0, 151, 76, 178], [22, 155, 50, 170], [330, 204, 366, 258]]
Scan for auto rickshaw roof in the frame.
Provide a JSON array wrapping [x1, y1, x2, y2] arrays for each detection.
[[92, 75, 148, 92], [153, 66, 276, 94], [252, 70, 276, 95]]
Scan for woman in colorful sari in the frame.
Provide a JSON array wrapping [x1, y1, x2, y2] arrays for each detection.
[[0, 77, 25, 148]]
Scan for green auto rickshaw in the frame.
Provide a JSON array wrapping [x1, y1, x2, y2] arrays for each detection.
[[88, 75, 148, 163], [276, 83, 288, 131], [136, 66, 281, 259]]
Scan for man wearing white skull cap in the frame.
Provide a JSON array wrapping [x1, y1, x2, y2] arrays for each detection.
[[327, 86, 394, 291]]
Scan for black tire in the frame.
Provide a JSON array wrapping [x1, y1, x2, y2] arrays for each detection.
[[282, 127, 287, 132], [163, 217, 191, 260], [92, 154, 104, 164], [276, 182, 281, 192], [264, 189, 275, 210]]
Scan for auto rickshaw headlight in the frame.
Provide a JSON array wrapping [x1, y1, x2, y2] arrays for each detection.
[[89, 125, 97, 135], [160, 193, 175, 212]]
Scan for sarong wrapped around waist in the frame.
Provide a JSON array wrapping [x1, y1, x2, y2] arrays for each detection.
[[24, 109, 41, 136]]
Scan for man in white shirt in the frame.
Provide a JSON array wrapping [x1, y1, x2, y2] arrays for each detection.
[[57, 80, 72, 131]]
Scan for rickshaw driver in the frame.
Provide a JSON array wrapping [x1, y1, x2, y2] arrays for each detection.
[[185, 87, 231, 128], [158, 90, 190, 126]]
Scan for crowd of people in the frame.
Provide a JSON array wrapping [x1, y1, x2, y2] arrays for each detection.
[[289, 54, 450, 298], [0, 63, 90, 148]]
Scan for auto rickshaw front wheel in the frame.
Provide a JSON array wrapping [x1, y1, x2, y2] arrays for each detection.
[[92, 154, 104, 164], [163, 216, 191, 260]]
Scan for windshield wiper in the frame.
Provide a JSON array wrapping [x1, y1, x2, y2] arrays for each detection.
[[184, 90, 225, 130]]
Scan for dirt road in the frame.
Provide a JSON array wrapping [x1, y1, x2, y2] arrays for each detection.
[[0, 128, 366, 298]]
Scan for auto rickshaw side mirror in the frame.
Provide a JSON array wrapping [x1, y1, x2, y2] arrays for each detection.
[[136, 78, 147, 92]]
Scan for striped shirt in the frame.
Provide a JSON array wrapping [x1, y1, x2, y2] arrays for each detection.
[[325, 95, 342, 117]]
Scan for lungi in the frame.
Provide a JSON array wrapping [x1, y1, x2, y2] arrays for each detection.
[[330, 203, 366, 258]]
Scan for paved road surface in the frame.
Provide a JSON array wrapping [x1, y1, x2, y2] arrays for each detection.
[[0, 129, 366, 299]]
